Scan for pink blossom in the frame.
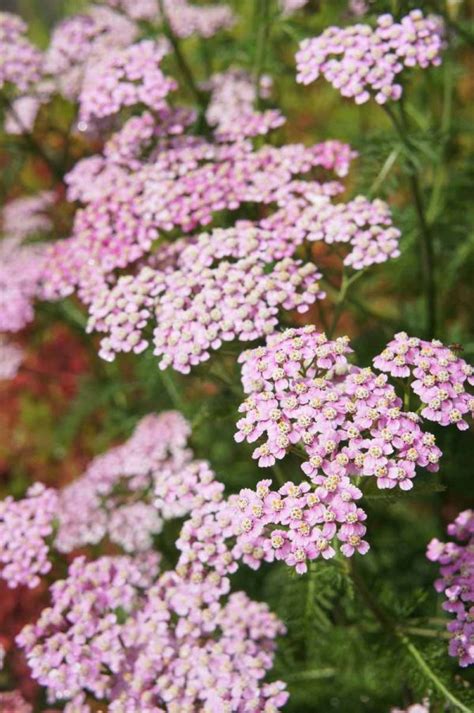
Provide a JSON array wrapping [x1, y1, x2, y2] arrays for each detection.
[[0, 12, 43, 92], [374, 332, 474, 430], [296, 10, 444, 104], [0, 483, 58, 588], [427, 510, 474, 668]]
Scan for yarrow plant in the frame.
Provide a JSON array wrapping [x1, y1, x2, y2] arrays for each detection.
[[0, 412, 288, 711], [230, 326, 473, 575], [0, 1, 473, 711]]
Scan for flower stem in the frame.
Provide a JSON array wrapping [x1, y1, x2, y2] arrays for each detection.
[[328, 271, 364, 338], [285, 668, 335, 682], [350, 560, 470, 712], [158, 0, 208, 114], [401, 626, 450, 640], [159, 368, 186, 413], [271, 462, 287, 487], [383, 103, 437, 338], [253, 0, 272, 107], [399, 633, 471, 713]]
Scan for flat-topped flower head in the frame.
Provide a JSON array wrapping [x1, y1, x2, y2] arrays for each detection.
[[160, 0, 235, 39], [43, 135, 360, 308], [296, 10, 444, 104], [87, 227, 325, 372], [0, 237, 47, 332], [232, 477, 368, 573], [17, 554, 161, 702], [18, 557, 287, 710], [232, 326, 473, 572], [374, 332, 474, 430], [2, 192, 54, 241], [79, 39, 176, 124], [44, 6, 138, 99], [205, 69, 285, 140]]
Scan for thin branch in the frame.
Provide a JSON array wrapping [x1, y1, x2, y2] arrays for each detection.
[[383, 103, 437, 338], [253, 0, 272, 107], [285, 668, 336, 682], [400, 634, 471, 713], [159, 368, 186, 413], [327, 270, 364, 338], [271, 462, 287, 487], [350, 560, 471, 712], [158, 0, 208, 114]]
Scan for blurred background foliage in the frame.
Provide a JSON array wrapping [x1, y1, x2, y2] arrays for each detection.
[[0, 0, 473, 711]]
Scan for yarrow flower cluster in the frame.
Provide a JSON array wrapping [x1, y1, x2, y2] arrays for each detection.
[[55, 412, 197, 553], [2, 191, 54, 241], [44, 5, 138, 100], [103, 0, 160, 21], [44, 135, 355, 305], [427, 510, 474, 668], [348, 0, 370, 18], [12, 0, 401, 373], [16, 554, 161, 702], [0, 483, 58, 588], [236, 326, 441, 483], [233, 478, 368, 574], [18, 559, 287, 711], [42, 120, 400, 374], [229, 326, 472, 573], [205, 69, 285, 140], [0, 192, 54, 333], [88, 225, 324, 372], [0, 12, 43, 92], [0, 406, 289, 708], [263, 192, 401, 270], [79, 39, 175, 124], [296, 10, 444, 104], [374, 332, 474, 430]]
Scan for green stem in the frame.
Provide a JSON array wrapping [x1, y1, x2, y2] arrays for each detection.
[[400, 634, 471, 713], [328, 271, 364, 338], [158, 0, 208, 113], [383, 103, 437, 338], [401, 626, 450, 640], [159, 368, 186, 412], [253, 0, 272, 107], [350, 560, 470, 712], [285, 668, 335, 682], [271, 462, 287, 487], [368, 147, 401, 197]]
